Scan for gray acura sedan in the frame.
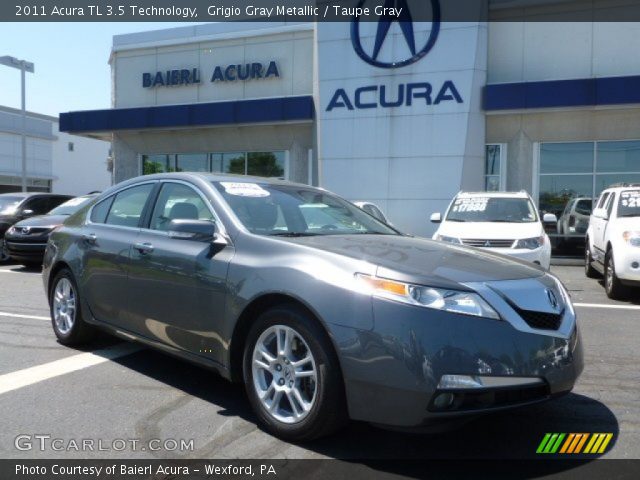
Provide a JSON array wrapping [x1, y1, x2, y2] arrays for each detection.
[[43, 173, 583, 440]]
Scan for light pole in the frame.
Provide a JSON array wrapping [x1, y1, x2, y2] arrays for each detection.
[[0, 56, 35, 192]]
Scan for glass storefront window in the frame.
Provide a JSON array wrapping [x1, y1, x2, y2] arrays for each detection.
[[540, 142, 593, 174], [597, 141, 640, 173], [222, 152, 246, 175], [596, 173, 640, 194], [485, 145, 502, 191], [142, 151, 286, 179], [247, 152, 285, 178], [211, 153, 223, 173], [142, 154, 172, 174], [539, 140, 640, 256], [539, 174, 593, 217], [176, 154, 208, 172]]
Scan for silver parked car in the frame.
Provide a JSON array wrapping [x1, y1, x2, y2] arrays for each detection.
[[43, 173, 583, 440]]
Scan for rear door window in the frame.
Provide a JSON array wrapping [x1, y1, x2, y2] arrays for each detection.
[[90, 197, 114, 224]]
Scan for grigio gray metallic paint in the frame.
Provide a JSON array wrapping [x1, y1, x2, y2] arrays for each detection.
[[42, 173, 583, 428]]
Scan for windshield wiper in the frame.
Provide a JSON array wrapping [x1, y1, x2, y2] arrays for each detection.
[[618, 213, 640, 217], [447, 219, 466, 222]]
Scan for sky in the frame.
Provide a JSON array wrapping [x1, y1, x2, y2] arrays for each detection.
[[0, 22, 207, 117]]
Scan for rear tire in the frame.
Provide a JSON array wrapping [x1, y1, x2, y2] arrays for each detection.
[[242, 304, 347, 441], [604, 251, 629, 300], [49, 269, 96, 345], [584, 241, 599, 279]]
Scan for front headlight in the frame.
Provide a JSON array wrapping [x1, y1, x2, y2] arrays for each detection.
[[623, 231, 640, 247], [514, 235, 545, 250], [7, 226, 16, 235], [355, 273, 500, 320], [435, 234, 462, 245]]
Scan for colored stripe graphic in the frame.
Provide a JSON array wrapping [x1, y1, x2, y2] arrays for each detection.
[[574, 433, 589, 453], [537, 433, 613, 454]]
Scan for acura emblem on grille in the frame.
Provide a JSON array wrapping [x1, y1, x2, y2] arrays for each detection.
[[546, 289, 559, 309]]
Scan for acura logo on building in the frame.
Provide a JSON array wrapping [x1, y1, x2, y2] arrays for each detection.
[[546, 289, 559, 310], [351, 0, 441, 68]]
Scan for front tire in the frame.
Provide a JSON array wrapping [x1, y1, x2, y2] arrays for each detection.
[[49, 269, 96, 345], [585, 241, 599, 278], [242, 304, 347, 441], [604, 251, 629, 300]]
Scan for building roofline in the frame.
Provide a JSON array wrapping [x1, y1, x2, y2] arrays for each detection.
[[0, 105, 58, 123]]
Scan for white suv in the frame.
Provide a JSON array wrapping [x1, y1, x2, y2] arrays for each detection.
[[585, 184, 640, 299], [431, 191, 555, 269]]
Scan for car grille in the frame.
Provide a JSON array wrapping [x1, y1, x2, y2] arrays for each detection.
[[15, 227, 50, 235], [461, 238, 515, 248], [516, 308, 564, 330]]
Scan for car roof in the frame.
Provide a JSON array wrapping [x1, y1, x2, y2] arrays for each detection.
[[456, 191, 530, 198], [602, 185, 640, 193], [123, 172, 319, 190]]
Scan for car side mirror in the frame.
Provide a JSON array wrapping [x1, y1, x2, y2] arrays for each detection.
[[167, 219, 222, 243], [542, 213, 557, 224], [430, 212, 442, 223]]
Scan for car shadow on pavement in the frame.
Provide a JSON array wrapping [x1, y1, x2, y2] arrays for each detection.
[[106, 345, 618, 475]]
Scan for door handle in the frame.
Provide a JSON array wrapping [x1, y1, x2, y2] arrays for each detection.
[[82, 233, 97, 244], [134, 242, 154, 255]]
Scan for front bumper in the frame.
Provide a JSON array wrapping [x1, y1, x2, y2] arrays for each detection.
[[614, 247, 640, 284], [4, 238, 48, 262], [480, 245, 551, 270], [333, 280, 582, 428]]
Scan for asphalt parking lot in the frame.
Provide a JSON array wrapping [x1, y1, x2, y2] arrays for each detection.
[[0, 263, 638, 462]]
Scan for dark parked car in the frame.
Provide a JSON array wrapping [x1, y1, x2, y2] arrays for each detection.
[[43, 173, 583, 440], [0, 193, 73, 262], [5, 194, 97, 267]]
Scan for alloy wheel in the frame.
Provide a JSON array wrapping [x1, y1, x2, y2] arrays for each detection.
[[53, 278, 76, 334], [605, 259, 614, 293], [251, 325, 317, 424]]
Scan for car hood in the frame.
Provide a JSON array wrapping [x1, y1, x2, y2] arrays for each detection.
[[12, 215, 68, 228], [435, 221, 543, 240], [280, 234, 545, 286]]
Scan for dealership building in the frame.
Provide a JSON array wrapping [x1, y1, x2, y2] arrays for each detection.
[[60, 1, 640, 237]]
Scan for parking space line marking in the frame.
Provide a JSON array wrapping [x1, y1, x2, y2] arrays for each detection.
[[0, 269, 40, 274], [0, 311, 50, 321], [0, 343, 142, 395], [574, 303, 640, 310]]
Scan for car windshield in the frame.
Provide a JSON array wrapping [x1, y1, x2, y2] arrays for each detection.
[[0, 196, 23, 215], [48, 196, 94, 216], [446, 196, 538, 223], [618, 190, 640, 217], [213, 181, 398, 236]]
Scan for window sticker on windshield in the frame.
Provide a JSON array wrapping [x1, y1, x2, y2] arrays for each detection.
[[620, 191, 640, 208], [452, 197, 488, 213], [220, 182, 270, 197]]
